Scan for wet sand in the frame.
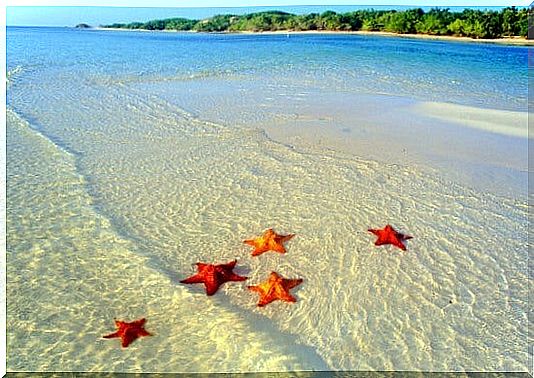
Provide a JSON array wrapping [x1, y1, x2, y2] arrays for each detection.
[[96, 27, 534, 46]]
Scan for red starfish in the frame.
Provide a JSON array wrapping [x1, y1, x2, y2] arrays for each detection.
[[248, 271, 303, 307], [180, 259, 247, 296], [368, 224, 413, 251], [243, 228, 295, 257], [103, 318, 152, 348]]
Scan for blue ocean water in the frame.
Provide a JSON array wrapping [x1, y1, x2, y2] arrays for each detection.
[[7, 26, 528, 112]]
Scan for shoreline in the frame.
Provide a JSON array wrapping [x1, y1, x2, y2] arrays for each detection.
[[94, 27, 533, 45]]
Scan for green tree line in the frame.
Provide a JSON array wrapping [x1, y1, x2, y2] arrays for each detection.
[[103, 7, 531, 39]]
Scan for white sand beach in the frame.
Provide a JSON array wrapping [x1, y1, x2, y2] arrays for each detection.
[[95, 26, 534, 45]]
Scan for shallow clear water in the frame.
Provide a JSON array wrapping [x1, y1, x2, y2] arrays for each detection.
[[8, 27, 528, 111], [6, 26, 530, 373]]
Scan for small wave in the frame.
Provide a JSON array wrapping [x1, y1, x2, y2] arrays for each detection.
[[7, 65, 23, 77], [88, 68, 244, 87], [6, 65, 24, 85]]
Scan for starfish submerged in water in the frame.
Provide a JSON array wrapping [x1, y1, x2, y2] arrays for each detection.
[[103, 318, 152, 348], [244, 228, 295, 257], [180, 259, 247, 296], [368, 224, 413, 251], [248, 271, 303, 307]]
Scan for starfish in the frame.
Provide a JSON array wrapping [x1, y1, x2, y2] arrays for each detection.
[[180, 259, 247, 296], [244, 228, 295, 257], [368, 224, 413, 251], [248, 271, 303, 307], [103, 318, 152, 348]]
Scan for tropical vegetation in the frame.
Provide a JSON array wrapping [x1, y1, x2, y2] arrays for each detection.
[[103, 7, 531, 39]]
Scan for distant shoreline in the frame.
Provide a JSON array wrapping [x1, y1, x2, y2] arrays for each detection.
[[95, 27, 533, 46]]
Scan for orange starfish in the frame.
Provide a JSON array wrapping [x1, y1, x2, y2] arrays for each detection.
[[103, 318, 152, 348], [244, 228, 295, 257], [368, 224, 413, 251], [180, 259, 247, 296], [248, 271, 303, 307]]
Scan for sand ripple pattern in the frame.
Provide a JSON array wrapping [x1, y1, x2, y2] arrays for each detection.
[[7, 69, 529, 372], [7, 110, 327, 373]]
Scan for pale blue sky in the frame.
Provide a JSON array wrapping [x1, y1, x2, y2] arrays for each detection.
[[7, 1, 529, 27], [6, 0, 530, 5]]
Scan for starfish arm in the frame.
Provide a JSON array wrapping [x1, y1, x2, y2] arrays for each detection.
[[180, 274, 205, 284], [138, 329, 152, 337], [103, 331, 120, 339], [247, 285, 261, 293], [281, 234, 295, 242], [271, 243, 287, 253], [258, 295, 276, 307], [196, 263, 209, 270], [374, 239, 387, 246], [205, 281, 221, 296], [251, 248, 267, 257], [281, 293, 297, 303], [243, 239, 257, 246], [393, 240, 407, 251], [228, 273, 247, 282], [132, 318, 146, 327], [284, 278, 303, 289], [368, 229, 379, 235], [121, 334, 136, 348]]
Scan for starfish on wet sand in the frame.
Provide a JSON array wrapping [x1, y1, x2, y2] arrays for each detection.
[[368, 224, 413, 251], [180, 259, 247, 296], [248, 271, 303, 307], [244, 228, 295, 257], [103, 318, 152, 348]]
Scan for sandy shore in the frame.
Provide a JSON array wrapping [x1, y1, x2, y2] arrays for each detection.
[[7, 83, 529, 371], [238, 29, 534, 45], [94, 27, 533, 45]]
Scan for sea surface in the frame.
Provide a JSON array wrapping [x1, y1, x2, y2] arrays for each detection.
[[6, 25, 530, 373]]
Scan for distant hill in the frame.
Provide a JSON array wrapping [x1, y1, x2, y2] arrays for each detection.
[[75, 23, 92, 29]]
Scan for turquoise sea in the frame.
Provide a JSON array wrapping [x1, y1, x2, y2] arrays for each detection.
[[6, 24, 530, 373], [7, 26, 527, 110]]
